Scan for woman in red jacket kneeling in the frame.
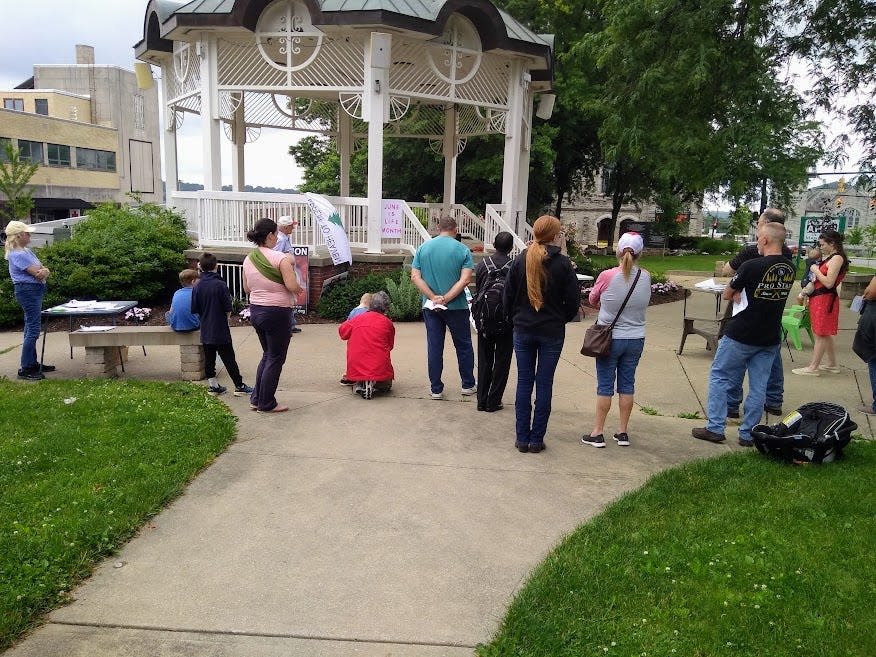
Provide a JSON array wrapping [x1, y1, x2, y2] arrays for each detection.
[[338, 291, 395, 400]]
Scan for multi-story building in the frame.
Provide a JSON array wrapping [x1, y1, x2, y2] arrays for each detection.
[[0, 45, 161, 224]]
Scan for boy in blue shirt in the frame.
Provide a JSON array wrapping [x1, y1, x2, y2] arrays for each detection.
[[191, 253, 253, 396], [165, 269, 201, 331]]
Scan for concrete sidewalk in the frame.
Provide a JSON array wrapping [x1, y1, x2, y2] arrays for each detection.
[[3, 293, 874, 656]]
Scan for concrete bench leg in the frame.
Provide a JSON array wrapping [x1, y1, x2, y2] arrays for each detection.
[[180, 344, 206, 381], [84, 346, 121, 378]]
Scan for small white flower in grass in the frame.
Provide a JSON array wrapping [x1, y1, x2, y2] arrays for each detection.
[[643, 550, 649, 555], [665, 566, 671, 571], [611, 642, 617, 647], [754, 605, 761, 609]]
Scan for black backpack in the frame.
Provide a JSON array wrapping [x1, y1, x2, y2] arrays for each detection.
[[751, 402, 857, 464], [472, 256, 511, 337]]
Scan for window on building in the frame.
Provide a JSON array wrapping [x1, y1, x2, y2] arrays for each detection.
[[133, 94, 145, 130], [47, 143, 71, 167], [843, 207, 861, 229], [76, 147, 116, 172], [3, 98, 24, 111], [0, 137, 10, 161], [18, 140, 44, 165], [34, 98, 49, 115]]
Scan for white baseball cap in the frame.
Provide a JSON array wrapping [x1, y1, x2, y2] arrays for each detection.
[[617, 232, 644, 255], [277, 215, 295, 227], [3, 221, 36, 237]]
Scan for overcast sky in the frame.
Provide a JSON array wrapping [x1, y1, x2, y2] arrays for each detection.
[[0, 1, 861, 198], [0, 0, 304, 189]]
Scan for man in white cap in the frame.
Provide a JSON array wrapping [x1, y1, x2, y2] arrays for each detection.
[[274, 216, 302, 333]]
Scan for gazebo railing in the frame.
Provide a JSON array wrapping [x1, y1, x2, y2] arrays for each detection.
[[485, 204, 528, 256], [168, 190, 429, 254], [407, 203, 487, 244]]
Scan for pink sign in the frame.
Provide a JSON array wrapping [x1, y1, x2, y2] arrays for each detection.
[[381, 199, 404, 238]]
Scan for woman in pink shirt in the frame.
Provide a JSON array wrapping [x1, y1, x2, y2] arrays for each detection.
[[243, 218, 304, 413]]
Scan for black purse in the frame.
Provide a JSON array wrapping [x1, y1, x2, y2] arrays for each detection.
[[580, 270, 641, 358]]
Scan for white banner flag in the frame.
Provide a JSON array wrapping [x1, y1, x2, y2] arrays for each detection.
[[304, 193, 352, 266]]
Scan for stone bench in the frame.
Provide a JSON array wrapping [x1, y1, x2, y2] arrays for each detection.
[[68, 326, 205, 380]]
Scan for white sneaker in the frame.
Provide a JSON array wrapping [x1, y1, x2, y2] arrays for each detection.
[[430, 390, 444, 400], [461, 385, 477, 396]]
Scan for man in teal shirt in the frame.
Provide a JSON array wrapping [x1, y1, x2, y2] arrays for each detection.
[[411, 216, 476, 400]]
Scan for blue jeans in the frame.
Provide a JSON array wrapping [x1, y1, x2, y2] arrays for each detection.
[[868, 360, 876, 413], [726, 346, 784, 411], [249, 305, 292, 411], [14, 282, 46, 370], [706, 336, 780, 441], [513, 331, 565, 446], [422, 308, 475, 394], [595, 338, 645, 396]]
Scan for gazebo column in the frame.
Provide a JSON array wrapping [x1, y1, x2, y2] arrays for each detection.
[[363, 32, 390, 254], [161, 63, 179, 194], [442, 103, 458, 217], [338, 108, 352, 197], [231, 92, 246, 191], [199, 35, 221, 191], [501, 61, 526, 235]]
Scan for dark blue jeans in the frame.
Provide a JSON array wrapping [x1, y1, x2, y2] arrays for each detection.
[[513, 331, 565, 446], [422, 308, 475, 394], [249, 305, 292, 411], [14, 282, 45, 370], [869, 360, 876, 412], [727, 347, 783, 411]]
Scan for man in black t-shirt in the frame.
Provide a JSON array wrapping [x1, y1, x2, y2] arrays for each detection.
[[693, 222, 795, 446], [720, 208, 791, 417]]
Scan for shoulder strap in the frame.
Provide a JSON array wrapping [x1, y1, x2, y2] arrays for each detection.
[[607, 269, 642, 330]]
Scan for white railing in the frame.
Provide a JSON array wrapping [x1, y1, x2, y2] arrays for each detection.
[[168, 191, 430, 254], [485, 204, 528, 256], [407, 203, 487, 243]]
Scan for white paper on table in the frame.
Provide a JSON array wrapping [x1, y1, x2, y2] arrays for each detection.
[[62, 299, 98, 309], [91, 302, 123, 310], [732, 288, 748, 316], [694, 278, 726, 293], [77, 325, 117, 332], [423, 299, 448, 311]]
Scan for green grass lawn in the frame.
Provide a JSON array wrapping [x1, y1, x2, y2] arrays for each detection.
[[0, 378, 237, 650], [477, 441, 876, 657]]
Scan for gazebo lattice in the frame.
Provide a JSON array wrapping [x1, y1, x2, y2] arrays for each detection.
[[137, 0, 554, 253]]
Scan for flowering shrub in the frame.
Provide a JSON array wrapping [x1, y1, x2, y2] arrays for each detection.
[[125, 306, 152, 321], [651, 281, 680, 295], [238, 306, 251, 321]]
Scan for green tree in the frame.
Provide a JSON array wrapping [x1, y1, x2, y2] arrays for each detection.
[[787, 0, 876, 172], [0, 142, 39, 221]]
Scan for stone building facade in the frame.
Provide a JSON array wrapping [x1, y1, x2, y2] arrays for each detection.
[[558, 171, 704, 249]]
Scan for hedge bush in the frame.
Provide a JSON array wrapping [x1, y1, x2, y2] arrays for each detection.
[[0, 203, 191, 329], [317, 269, 409, 321]]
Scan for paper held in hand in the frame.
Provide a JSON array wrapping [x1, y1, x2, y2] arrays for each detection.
[[423, 299, 448, 311]]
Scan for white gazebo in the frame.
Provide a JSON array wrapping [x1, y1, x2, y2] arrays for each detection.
[[136, 0, 553, 255]]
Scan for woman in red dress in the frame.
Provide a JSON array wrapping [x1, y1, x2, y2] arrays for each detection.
[[792, 230, 848, 376]]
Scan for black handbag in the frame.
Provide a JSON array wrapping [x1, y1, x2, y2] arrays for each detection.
[[580, 270, 642, 358]]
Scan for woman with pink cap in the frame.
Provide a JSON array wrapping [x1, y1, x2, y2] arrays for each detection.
[[582, 232, 651, 448]]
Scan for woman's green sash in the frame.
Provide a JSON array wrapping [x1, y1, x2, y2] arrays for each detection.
[[249, 248, 284, 284]]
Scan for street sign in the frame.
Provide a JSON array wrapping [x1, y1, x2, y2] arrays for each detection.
[[799, 215, 846, 248]]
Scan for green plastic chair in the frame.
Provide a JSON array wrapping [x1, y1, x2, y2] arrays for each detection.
[[782, 304, 814, 350]]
